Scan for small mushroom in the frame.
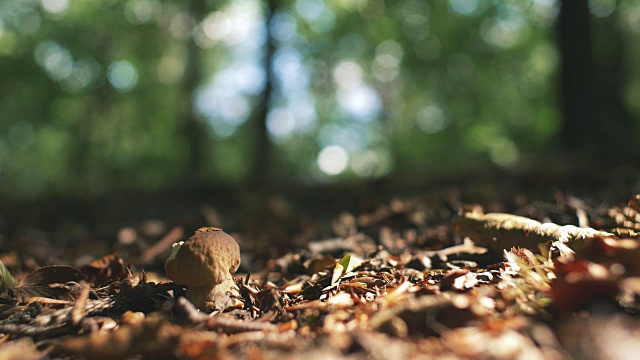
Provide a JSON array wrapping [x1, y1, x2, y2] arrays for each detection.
[[165, 227, 241, 310]]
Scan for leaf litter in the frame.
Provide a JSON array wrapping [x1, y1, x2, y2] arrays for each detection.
[[0, 193, 640, 359]]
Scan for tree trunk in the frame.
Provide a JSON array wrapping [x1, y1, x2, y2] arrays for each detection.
[[246, 0, 276, 192], [182, 0, 208, 183], [592, 11, 635, 158], [558, 1, 636, 160], [558, 0, 596, 155]]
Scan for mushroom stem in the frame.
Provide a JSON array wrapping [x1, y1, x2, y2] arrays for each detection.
[[185, 278, 240, 310]]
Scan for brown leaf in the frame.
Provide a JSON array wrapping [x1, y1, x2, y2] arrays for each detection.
[[550, 260, 619, 311], [575, 236, 640, 275], [18, 265, 86, 287], [13, 265, 87, 303], [80, 254, 130, 286]]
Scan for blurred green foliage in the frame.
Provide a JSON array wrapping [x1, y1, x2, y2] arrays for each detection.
[[0, 0, 638, 200]]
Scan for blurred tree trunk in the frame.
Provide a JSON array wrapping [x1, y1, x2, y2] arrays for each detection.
[[182, 0, 208, 183], [72, 52, 113, 196], [592, 11, 635, 156], [558, 1, 635, 160], [558, 0, 595, 154], [247, 0, 276, 192], [70, 106, 93, 195]]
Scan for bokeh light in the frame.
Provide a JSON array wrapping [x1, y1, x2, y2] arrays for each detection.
[[373, 40, 403, 82], [295, 0, 335, 33], [270, 11, 298, 44], [41, 0, 69, 14], [35, 41, 72, 81], [8, 121, 35, 151], [125, 0, 161, 25], [416, 104, 446, 134], [267, 107, 296, 140], [107, 60, 139, 92], [449, 0, 479, 16], [351, 149, 379, 178], [589, 0, 616, 18], [480, 3, 528, 49], [317, 145, 349, 175]]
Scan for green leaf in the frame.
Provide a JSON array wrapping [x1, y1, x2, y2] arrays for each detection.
[[0, 260, 16, 291], [331, 254, 363, 286]]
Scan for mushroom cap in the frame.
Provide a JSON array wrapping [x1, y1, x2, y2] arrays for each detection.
[[165, 227, 240, 286]]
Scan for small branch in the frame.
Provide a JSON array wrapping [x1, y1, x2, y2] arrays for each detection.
[[0, 322, 69, 337], [207, 314, 276, 334], [175, 297, 276, 334], [70, 283, 90, 325], [452, 211, 613, 255]]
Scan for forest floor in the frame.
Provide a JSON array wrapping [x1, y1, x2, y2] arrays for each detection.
[[1, 171, 640, 359]]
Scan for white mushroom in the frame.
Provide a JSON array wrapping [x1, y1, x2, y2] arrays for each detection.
[[165, 227, 241, 310]]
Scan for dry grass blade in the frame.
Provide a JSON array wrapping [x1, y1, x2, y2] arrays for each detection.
[[500, 248, 554, 315]]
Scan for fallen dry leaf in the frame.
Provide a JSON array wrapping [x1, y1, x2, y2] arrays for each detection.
[[80, 254, 130, 286], [12, 265, 87, 303]]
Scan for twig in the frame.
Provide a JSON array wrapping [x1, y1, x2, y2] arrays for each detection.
[[219, 329, 298, 348], [207, 314, 276, 334], [70, 283, 90, 325], [174, 297, 209, 323], [0, 322, 69, 338], [175, 297, 277, 334], [452, 211, 613, 255]]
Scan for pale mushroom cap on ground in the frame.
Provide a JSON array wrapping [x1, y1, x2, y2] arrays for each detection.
[[165, 227, 240, 286]]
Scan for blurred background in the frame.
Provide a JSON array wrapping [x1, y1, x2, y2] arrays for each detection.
[[1, 0, 639, 234]]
